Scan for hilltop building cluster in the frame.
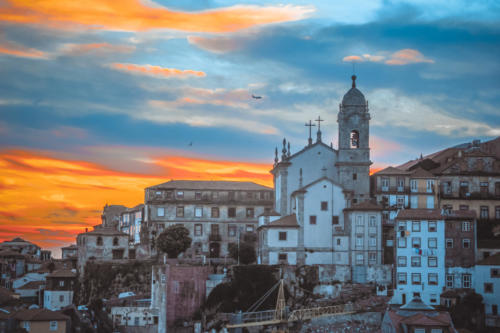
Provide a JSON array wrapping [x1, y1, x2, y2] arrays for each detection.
[[1, 76, 499, 332]]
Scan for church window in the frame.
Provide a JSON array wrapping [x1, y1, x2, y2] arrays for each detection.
[[321, 201, 328, 211], [309, 216, 317, 224], [350, 130, 359, 149], [352, 173, 357, 180], [279, 232, 287, 241]]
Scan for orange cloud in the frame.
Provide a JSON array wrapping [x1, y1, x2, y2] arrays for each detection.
[[0, 1, 314, 32], [385, 49, 434, 65], [342, 55, 363, 62], [110, 63, 206, 78], [0, 149, 272, 253]]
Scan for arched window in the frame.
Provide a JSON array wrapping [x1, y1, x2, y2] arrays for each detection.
[[96, 236, 103, 246], [113, 237, 119, 246], [350, 130, 359, 149]]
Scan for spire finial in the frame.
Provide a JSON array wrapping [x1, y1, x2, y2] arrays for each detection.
[[299, 168, 303, 187], [274, 147, 278, 164], [315, 116, 324, 142], [351, 75, 357, 88], [287, 142, 291, 157], [305, 120, 315, 146], [282, 138, 287, 160]]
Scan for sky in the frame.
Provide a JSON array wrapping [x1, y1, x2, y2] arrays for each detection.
[[0, 0, 499, 255]]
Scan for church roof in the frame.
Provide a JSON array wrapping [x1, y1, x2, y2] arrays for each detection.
[[273, 141, 335, 172], [344, 201, 382, 211], [259, 214, 299, 229], [342, 75, 366, 106], [291, 177, 344, 196]]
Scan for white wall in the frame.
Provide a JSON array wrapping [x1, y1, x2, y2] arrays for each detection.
[[269, 251, 297, 265], [268, 229, 298, 248], [475, 265, 500, 315], [44, 290, 73, 310]]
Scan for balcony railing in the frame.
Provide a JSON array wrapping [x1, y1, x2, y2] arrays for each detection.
[[439, 191, 500, 200], [379, 186, 410, 193]]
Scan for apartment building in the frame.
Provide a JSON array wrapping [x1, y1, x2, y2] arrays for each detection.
[[119, 204, 144, 245], [144, 180, 273, 258]]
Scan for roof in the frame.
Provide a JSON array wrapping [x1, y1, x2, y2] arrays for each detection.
[[14, 308, 69, 321], [476, 252, 500, 266], [272, 141, 336, 172], [396, 209, 475, 220], [291, 177, 343, 196], [259, 210, 281, 217], [373, 166, 411, 176], [78, 227, 129, 237], [0, 250, 28, 258], [400, 297, 435, 311], [47, 269, 77, 278], [147, 180, 272, 191], [345, 201, 382, 211], [16, 281, 45, 290], [0, 286, 19, 303], [409, 167, 436, 178], [61, 244, 77, 250], [400, 312, 452, 326], [477, 239, 500, 249], [259, 214, 299, 229], [342, 76, 366, 106]]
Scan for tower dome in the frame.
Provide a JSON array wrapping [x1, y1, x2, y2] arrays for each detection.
[[341, 75, 366, 106]]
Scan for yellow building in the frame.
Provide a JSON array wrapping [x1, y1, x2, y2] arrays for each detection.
[[14, 308, 69, 333]]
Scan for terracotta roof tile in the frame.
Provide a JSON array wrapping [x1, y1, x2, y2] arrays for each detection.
[[373, 167, 411, 175], [259, 214, 299, 228], [409, 167, 436, 178], [47, 269, 77, 278], [345, 201, 383, 211]]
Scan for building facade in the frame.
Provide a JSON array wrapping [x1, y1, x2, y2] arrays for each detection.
[[474, 253, 500, 328], [144, 180, 273, 258], [44, 269, 77, 311]]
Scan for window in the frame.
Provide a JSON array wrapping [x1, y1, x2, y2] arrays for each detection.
[[397, 273, 407, 285], [411, 256, 421, 267], [493, 305, 498, 316], [23, 321, 30, 331], [369, 216, 376, 227], [309, 215, 317, 224], [246, 208, 254, 218], [194, 224, 202, 236], [446, 274, 454, 288], [480, 206, 489, 219], [350, 130, 359, 148], [332, 216, 339, 224], [59, 295, 64, 302], [336, 238, 341, 246], [412, 273, 421, 285], [96, 236, 103, 246], [397, 177, 404, 191], [176, 206, 184, 217], [353, 173, 357, 180], [211, 207, 219, 218], [428, 221, 437, 232], [228, 207, 236, 218], [426, 179, 434, 192], [59, 280, 64, 287], [50, 321, 58, 331], [491, 268, 499, 277], [443, 204, 453, 213], [380, 177, 389, 191], [459, 204, 469, 211], [279, 232, 287, 241], [211, 224, 219, 235], [321, 201, 328, 211], [428, 256, 437, 267], [228, 191, 235, 200], [195, 206, 203, 217], [462, 221, 471, 232], [397, 256, 407, 267], [428, 273, 438, 285], [246, 224, 254, 232], [398, 237, 407, 248], [484, 283, 493, 293], [415, 329, 425, 333], [412, 237, 421, 248], [246, 192, 253, 199], [428, 238, 437, 248], [355, 235, 363, 248], [369, 236, 376, 247], [396, 196, 405, 209], [166, 191, 172, 199], [113, 237, 119, 246], [446, 238, 453, 248], [356, 216, 363, 226], [278, 253, 287, 261], [412, 221, 420, 232], [355, 254, 364, 265], [462, 274, 471, 288], [134, 317, 140, 326], [410, 179, 417, 192], [496, 206, 500, 219], [228, 225, 236, 237], [176, 191, 184, 199], [463, 238, 471, 249], [368, 252, 376, 263]]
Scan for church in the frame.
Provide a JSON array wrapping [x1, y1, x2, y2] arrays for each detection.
[[257, 76, 387, 283]]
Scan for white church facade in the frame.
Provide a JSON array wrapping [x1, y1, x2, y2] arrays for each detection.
[[258, 76, 389, 283]]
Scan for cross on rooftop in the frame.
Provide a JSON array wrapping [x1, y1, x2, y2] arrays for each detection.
[[305, 120, 316, 146], [315, 116, 324, 131]]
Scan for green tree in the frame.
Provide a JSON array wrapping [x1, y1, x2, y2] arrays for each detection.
[[156, 225, 192, 258]]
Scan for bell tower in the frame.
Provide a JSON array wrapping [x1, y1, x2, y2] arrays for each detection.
[[336, 75, 371, 203]]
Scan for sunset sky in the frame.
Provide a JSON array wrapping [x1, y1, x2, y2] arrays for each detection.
[[0, 0, 499, 256]]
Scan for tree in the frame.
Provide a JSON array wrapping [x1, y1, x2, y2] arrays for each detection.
[[156, 225, 192, 258], [228, 242, 256, 265]]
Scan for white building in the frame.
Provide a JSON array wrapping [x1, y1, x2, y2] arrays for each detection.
[[43, 269, 77, 311], [394, 209, 446, 306], [258, 214, 299, 265], [474, 253, 500, 328]]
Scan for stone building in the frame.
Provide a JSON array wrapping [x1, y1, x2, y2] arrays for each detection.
[[60, 245, 77, 259], [119, 204, 144, 245], [43, 269, 77, 311], [143, 180, 273, 258], [101, 204, 128, 229], [474, 253, 500, 328], [76, 226, 130, 274]]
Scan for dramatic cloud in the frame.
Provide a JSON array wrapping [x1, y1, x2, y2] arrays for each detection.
[[0, 34, 47, 59], [110, 63, 206, 78], [0, 1, 314, 32], [343, 49, 433, 65]]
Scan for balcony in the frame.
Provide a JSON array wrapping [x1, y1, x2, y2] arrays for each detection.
[[209, 233, 222, 242], [378, 186, 410, 194], [439, 190, 500, 200]]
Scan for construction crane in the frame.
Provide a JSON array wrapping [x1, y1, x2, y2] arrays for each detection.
[[225, 279, 356, 331]]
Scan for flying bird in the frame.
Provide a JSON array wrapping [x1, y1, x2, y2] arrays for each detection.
[[251, 94, 262, 99]]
